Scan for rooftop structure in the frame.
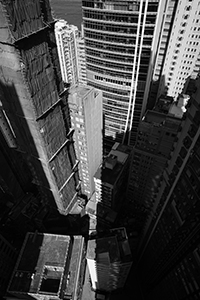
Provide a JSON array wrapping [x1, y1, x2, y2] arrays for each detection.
[[94, 143, 131, 210], [154, 95, 174, 114], [168, 94, 190, 118], [7, 232, 85, 300], [87, 227, 132, 292]]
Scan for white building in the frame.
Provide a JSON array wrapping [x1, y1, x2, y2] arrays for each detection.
[[55, 20, 87, 86], [157, 0, 200, 100], [68, 85, 103, 199]]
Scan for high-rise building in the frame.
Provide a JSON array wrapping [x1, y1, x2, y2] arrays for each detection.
[[68, 85, 103, 199], [0, 0, 80, 216], [87, 227, 132, 292], [55, 20, 87, 86], [137, 77, 200, 299], [82, 0, 171, 148], [149, 0, 200, 104], [94, 142, 131, 211], [157, 0, 200, 100], [82, 0, 200, 149], [126, 110, 181, 232], [77, 35, 87, 85], [7, 232, 86, 300], [147, 0, 178, 108]]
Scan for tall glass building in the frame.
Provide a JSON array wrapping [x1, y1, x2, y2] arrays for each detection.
[[82, 0, 167, 148]]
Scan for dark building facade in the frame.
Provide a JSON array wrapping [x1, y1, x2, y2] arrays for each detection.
[[0, 0, 80, 230], [126, 110, 181, 233], [138, 77, 200, 299]]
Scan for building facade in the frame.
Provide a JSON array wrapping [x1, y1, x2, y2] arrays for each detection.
[[138, 77, 200, 299], [55, 20, 87, 86], [157, 0, 200, 100], [87, 227, 132, 292], [126, 110, 181, 233], [68, 85, 103, 199], [82, 0, 170, 148], [94, 143, 131, 211], [147, 0, 178, 108], [0, 0, 80, 216]]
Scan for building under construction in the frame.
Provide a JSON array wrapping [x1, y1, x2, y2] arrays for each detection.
[[0, 0, 80, 224]]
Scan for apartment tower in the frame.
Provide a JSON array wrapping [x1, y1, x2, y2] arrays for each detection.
[[55, 20, 87, 86], [82, 0, 171, 149], [149, 0, 200, 105], [68, 85, 103, 199]]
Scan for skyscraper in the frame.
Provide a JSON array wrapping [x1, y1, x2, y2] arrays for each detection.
[[148, 0, 200, 106], [138, 77, 200, 299], [82, 0, 171, 148], [157, 0, 200, 100], [68, 85, 103, 199], [55, 20, 87, 86], [0, 0, 80, 217], [126, 109, 181, 232]]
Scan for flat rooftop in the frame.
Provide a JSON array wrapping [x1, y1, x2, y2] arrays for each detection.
[[144, 110, 181, 129], [8, 232, 84, 298], [87, 228, 132, 264], [87, 236, 120, 263], [68, 84, 99, 107], [8, 233, 70, 294], [94, 143, 130, 185]]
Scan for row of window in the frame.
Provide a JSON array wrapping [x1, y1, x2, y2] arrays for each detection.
[[83, 10, 156, 24], [82, 1, 159, 13], [95, 74, 131, 87], [85, 37, 152, 57], [83, 20, 154, 36]]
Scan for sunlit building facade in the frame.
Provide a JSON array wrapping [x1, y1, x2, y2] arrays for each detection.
[[55, 20, 87, 86], [82, 0, 169, 148], [157, 0, 200, 100]]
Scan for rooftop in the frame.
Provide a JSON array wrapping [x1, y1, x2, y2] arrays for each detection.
[[94, 143, 130, 185], [87, 236, 120, 263], [87, 228, 132, 264], [144, 110, 181, 130], [86, 197, 117, 223], [68, 84, 97, 108], [8, 232, 85, 299]]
